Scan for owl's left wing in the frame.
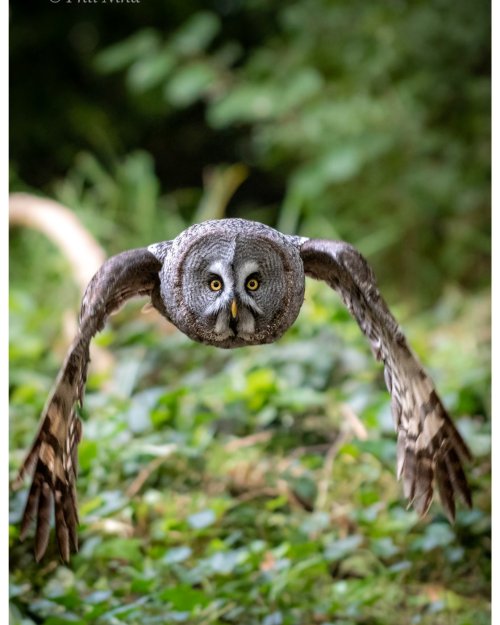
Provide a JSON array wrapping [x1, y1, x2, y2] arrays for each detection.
[[14, 247, 164, 562], [299, 238, 472, 521]]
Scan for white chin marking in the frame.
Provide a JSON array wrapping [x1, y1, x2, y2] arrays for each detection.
[[214, 310, 230, 335], [238, 309, 255, 336], [213, 307, 255, 341]]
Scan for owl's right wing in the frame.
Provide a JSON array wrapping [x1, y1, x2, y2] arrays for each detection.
[[299, 238, 472, 521], [14, 247, 165, 562]]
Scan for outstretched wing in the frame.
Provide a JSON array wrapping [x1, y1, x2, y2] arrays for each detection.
[[14, 247, 163, 562], [300, 239, 472, 520]]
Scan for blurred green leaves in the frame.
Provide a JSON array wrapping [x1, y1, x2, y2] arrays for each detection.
[[95, 12, 225, 107], [78, 0, 491, 301], [9, 276, 490, 623], [11, 0, 490, 301]]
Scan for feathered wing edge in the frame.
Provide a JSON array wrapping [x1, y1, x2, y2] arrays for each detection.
[[13, 247, 164, 562], [299, 238, 472, 520]]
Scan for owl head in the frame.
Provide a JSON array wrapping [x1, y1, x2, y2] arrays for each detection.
[[149, 219, 305, 348]]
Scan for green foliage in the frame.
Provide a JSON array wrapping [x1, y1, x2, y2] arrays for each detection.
[[10, 276, 490, 623]]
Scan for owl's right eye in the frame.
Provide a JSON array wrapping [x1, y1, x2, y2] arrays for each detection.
[[209, 277, 223, 292]]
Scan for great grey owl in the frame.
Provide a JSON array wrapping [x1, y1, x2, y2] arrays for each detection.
[[15, 218, 472, 562]]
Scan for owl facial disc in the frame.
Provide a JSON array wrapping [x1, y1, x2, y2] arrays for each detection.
[[156, 219, 305, 348]]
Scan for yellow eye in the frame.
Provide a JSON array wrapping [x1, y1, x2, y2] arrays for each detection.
[[246, 277, 259, 291], [209, 278, 223, 291]]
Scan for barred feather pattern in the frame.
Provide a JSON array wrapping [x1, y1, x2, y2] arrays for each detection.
[[15, 248, 162, 562], [300, 239, 472, 520]]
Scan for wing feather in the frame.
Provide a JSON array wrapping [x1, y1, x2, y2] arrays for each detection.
[[300, 238, 472, 520], [14, 247, 163, 561]]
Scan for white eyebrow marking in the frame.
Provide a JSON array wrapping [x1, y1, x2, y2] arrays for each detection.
[[240, 260, 259, 276], [237, 260, 260, 292], [207, 260, 233, 291], [208, 261, 226, 276]]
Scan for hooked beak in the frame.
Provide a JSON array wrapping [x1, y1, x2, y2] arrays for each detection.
[[231, 299, 238, 319]]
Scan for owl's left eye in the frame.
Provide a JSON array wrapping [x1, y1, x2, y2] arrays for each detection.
[[246, 276, 260, 291]]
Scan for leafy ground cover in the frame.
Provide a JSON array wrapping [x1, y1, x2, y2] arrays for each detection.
[[9, 273, 490, 624]]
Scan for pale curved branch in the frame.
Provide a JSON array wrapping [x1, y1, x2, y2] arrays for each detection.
[[9, 192, 106, 293]]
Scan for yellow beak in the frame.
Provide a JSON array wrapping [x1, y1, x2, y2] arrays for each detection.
[[231, 299, 238, 319]]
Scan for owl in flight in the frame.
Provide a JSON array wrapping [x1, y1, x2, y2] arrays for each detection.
[[15, 219, 472, 562]]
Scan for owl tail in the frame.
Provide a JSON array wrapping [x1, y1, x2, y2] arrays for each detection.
[[13, 337, 88, 562]]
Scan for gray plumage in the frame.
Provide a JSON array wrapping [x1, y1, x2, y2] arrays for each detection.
[[14, 218, 472, 562]]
